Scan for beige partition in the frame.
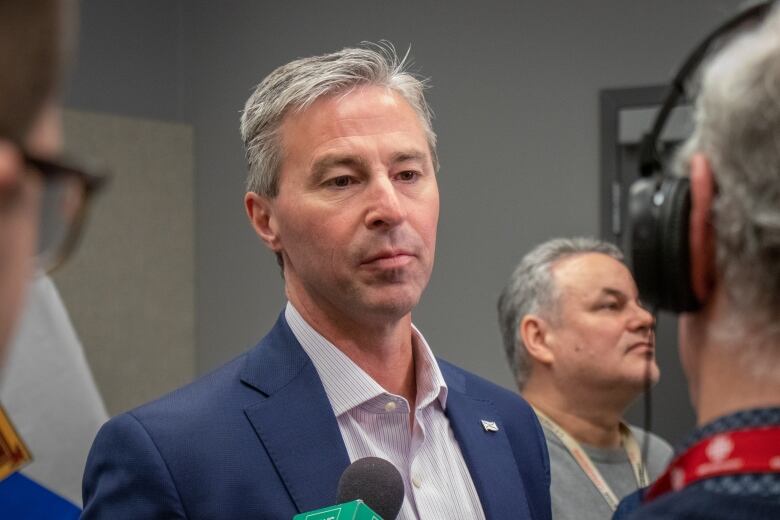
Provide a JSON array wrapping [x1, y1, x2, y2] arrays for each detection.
[[53, 110, 195, 415]]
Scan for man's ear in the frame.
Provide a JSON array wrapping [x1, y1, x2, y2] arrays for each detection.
[[244, 192, 282, 252], [689, 153, 717, 303], [520, 315, 555, 366]]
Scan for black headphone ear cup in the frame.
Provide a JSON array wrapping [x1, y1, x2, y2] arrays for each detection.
[[658, 176, 700, 312], [629, 175, 701, 312], [629, 177, 663, 307]]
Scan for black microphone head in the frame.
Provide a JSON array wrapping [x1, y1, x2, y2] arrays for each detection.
[[337, 457, 404, 520]]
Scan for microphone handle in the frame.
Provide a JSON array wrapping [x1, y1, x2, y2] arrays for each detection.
[[293, 499, 384, 520]]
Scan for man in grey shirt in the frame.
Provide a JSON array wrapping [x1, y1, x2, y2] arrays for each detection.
[[498, 238, 673, 520]]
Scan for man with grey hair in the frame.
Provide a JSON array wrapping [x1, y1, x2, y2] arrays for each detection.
[[83, 44, 551, 519], [619, 5, 780, 519], [498, 237, 672, 520]]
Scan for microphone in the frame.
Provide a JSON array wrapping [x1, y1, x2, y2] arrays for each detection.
[[293, 457, 404, 520], [337, 457, 405, 519]]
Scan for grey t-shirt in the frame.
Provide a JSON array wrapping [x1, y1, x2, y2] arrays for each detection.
[[544, 423, 673, 520]]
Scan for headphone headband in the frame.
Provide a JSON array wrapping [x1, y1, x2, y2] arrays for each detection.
[[638, 1, 774, 177]]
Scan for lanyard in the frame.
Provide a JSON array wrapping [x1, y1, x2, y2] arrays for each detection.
[[644, 425, 780, 502], [533, 406, 649, 511]]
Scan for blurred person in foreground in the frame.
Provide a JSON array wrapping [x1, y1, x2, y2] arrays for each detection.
[[0, 0, 67, 361], [0, 0, 107, 515], [498, 237, 673, 520], [617, 5, 780, 520], [0, 0, 100, 366], [82, 43, 552, 519]]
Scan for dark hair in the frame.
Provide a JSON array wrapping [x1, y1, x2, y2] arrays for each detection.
[[0, 0, 68, 142]]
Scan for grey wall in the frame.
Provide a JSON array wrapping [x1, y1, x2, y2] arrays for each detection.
[[65, 0, 187, 122], [66, 1, 743, 429], [56, 110, 195, 415], [61, 1, 193, 414]]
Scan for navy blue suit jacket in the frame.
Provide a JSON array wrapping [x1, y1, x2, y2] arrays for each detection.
[[82, 314, 551, 519]]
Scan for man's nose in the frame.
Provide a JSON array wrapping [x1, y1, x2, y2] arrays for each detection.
[[365, 177, 405, 229], [629, 302, 655, 333]]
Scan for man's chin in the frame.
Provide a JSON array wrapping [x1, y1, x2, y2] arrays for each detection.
[[356, 291, 422, 322], [627, 365, 661, 389], [366, 299, 417, 320], [604, 364, 660, 393]]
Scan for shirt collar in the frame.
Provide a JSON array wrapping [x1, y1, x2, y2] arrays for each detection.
[[285, 302, 448, 416], [677, 406, 780, 455]]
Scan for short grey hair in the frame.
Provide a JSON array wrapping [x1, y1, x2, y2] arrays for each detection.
[[240, 42, 438, 197], [674, 5, 780, 371], [497, 238, 623, 389]]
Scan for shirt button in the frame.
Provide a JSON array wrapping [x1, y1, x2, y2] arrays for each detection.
[[384, 401, 397, 412], [412, 475, 422, 488]]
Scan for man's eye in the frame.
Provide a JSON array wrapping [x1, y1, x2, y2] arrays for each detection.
[[396, 171, 418, 182], [327, 176, 354, 188]]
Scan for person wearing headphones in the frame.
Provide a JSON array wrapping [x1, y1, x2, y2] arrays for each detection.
[[620, 4, 780, 519]]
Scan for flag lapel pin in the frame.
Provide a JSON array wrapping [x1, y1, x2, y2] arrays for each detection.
[[481, 420, 499, 432]]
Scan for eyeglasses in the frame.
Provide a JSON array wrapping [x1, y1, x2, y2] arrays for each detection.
[[23, 152, 108, 273]]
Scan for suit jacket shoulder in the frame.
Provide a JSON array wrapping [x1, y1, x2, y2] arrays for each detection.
[[83, 315, 346, 519]]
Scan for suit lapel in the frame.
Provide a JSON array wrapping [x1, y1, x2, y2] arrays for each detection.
[[443, 369, 533, 519], [238, 315, 535, 517], [240, 314, 351, 514]]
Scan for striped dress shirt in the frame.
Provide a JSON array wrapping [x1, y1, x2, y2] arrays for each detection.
[[285, 302, 486, 520]]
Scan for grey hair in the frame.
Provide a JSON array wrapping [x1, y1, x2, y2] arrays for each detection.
[[673, 5, 780, 373], [240, 42, 438, 197], [497, 238, 623, 390]]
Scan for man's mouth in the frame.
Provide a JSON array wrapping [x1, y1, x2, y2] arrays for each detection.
[[626, 341, 654, 355], [361, 249, 415, 269]]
